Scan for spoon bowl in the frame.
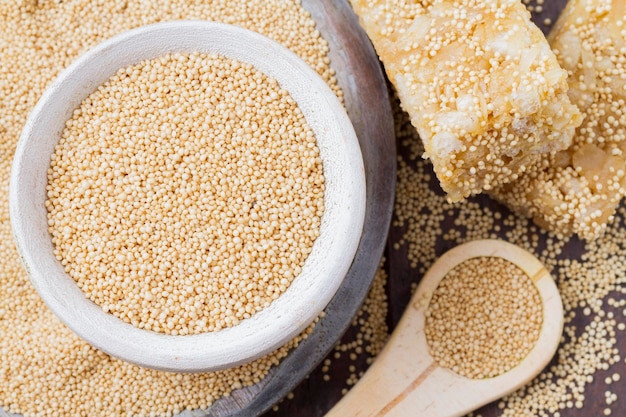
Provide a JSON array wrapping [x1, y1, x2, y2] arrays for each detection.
[[327, 239, 564, 417]]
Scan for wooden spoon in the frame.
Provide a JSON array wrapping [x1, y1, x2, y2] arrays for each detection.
[[326, 239, 563, 417]]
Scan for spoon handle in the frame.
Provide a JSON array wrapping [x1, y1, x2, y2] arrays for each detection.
[[324, 300, 471, 417]]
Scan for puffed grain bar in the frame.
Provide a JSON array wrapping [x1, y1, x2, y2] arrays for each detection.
[[350, 0, 582, 201], [493, 0, 626, 240]]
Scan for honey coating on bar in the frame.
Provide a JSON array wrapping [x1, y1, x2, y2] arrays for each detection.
[[493, 0, 626, 240], [349, 0, 582, 201]]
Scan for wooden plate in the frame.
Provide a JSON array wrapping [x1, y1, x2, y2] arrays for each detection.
[[0, 1, 394, 416]]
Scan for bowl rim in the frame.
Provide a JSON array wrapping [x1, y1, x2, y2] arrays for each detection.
[[9, 20, 366, 372]]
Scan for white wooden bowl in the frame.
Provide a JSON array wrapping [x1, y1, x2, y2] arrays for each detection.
[[9, 21, 365, 373]]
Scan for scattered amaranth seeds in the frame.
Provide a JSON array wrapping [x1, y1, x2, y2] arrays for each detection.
[[333, 263, 389, 385], [425, 256, 543, 379], [46, 52, 324, 335], [0, 1, 339, 416]]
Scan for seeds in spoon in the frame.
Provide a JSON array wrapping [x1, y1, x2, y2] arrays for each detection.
[[424, 256, 543, 379]]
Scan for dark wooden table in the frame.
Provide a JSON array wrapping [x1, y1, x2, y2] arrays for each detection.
[[265, 1, 626, 416]]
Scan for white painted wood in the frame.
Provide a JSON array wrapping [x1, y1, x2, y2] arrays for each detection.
[[326, 239, 564, 417], [9, 21, 366, 373]]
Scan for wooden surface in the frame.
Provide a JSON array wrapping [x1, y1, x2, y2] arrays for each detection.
[[263, 1, 626, 416], [5, 1, 619, 416]]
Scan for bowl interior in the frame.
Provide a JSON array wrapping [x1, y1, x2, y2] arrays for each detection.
[[9, 20, 365, 372]]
